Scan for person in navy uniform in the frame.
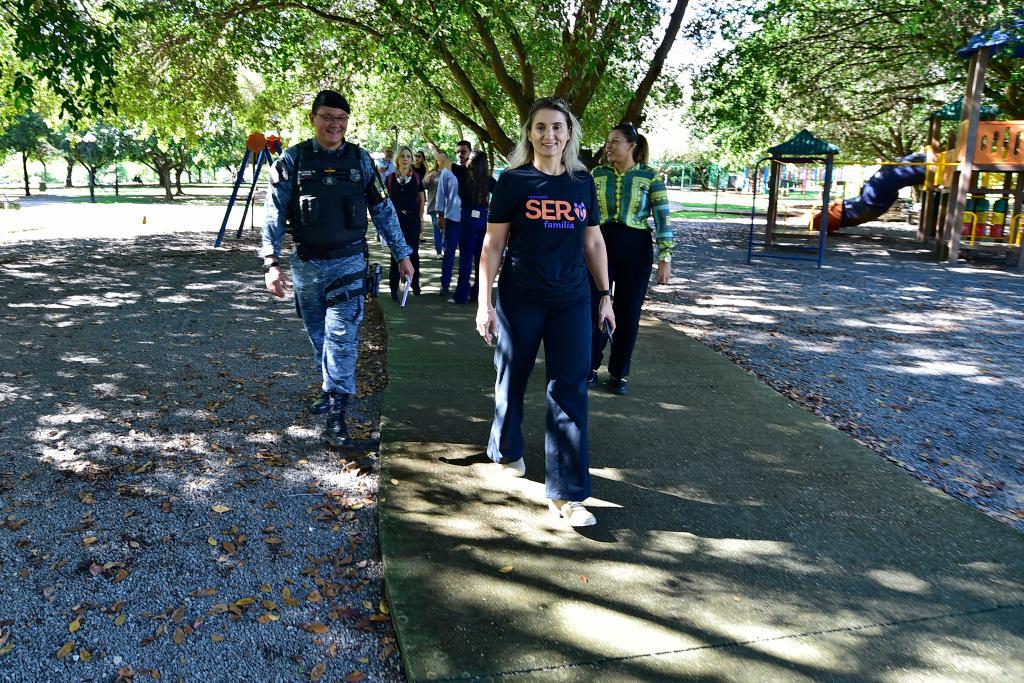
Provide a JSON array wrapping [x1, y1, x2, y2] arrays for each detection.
[[261, 89, 414, 447]]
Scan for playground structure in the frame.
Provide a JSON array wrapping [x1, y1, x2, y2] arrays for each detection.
[[213, 132, 283, 248], [746, 129, 836, 267], [927, 23, 1024, 269], [761, 19, 1024, 271], [918, 109, 1024, 268]]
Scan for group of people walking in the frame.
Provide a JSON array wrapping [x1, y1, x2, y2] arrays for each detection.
[[261, 89, 671, 530]]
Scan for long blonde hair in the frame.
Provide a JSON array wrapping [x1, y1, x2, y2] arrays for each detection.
[[507, 97, 587, 175]]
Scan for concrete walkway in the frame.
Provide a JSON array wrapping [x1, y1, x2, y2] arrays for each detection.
[[375, 245, 1024, 681]]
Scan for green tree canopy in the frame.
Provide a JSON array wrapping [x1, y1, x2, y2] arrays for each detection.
[[123, 0, 689, 155], [689, 0, 1024, 160], [2, 0, 132, 119]]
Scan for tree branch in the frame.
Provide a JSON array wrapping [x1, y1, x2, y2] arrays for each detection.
[[470, 8, 529, 120], [622, 0, 689, 125], [496, 7, 535, 105]]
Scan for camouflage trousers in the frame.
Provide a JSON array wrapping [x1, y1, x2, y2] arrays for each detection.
[[289, 253, 365, 396]]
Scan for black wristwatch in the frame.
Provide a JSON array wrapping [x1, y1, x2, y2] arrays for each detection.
[[596, 289, 612, 298], [263, 261, 280, 274]]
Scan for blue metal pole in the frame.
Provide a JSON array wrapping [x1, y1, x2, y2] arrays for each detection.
[[817, 155, 833, 268], [214, 149, 251, 247], [236, 149, 269, 239]]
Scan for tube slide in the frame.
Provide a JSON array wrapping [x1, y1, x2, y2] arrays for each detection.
[[814, 153, 926, 233]]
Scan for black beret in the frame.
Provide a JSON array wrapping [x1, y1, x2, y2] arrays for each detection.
[[312, 90, 350, 114]]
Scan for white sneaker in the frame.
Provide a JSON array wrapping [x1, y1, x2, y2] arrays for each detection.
[[496, 458, 526, 477], [548, 499, 597, 527]]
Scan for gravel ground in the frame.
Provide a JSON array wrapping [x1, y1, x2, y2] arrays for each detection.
[[0, 202, 403, 681], [648, 216, 1024, 533]]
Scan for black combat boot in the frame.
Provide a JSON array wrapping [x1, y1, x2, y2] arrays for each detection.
[[321, 392, 354, 448]]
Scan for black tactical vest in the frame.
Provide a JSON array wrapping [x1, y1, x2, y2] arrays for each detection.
[[289, 141, 368, 254]]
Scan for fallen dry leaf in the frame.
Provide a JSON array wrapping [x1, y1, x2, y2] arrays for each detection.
[[310, 663, 326, 681], [79, 647, 92, 663], [68, 618, 81, 633], [498, 566, 514, 573], [55, 641, 74, 659], [114, 613, 128, 627], [171, 606, 185, 624], [300, 622, 329, 635], [112, 569, 129, 585], [211, 505, 231, 514], [343, 672, 366, 682], [173, 627, 185, 645]]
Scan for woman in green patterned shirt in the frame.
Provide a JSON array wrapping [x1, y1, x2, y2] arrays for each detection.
[[588, 123, 673, 395]]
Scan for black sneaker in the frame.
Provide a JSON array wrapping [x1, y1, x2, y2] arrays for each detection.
[[586, 371, 599, 388], [309, 391, 330, 415], [321, 393, 355, 448], [608, 377, 629, 395]]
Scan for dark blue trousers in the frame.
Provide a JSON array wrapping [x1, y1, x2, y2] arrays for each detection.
[[488, 287, 591, 502], [453, 206, 487, 304], [440, 218, 461, 293]]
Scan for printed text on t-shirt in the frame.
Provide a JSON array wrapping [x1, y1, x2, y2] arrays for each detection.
[[524, 196, 587, 229]]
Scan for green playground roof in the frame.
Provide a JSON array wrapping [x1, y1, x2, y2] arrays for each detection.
[[768, 129, 839, 157], [927, 97, 1002, 121]]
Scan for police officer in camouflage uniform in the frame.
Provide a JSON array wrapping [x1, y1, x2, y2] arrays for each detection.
[[261, 90, 414, 447]]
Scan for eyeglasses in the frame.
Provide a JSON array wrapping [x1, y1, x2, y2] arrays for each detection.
[[315, 113, 348, 125]]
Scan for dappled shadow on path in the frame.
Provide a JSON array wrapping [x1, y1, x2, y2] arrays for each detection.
[[377, 285, 1024, 681], [647, 219, 1024, 533], [0, 233, 402, 679]]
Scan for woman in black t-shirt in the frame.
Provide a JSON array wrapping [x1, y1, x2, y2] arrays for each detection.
[[476, 97, 616, 528]]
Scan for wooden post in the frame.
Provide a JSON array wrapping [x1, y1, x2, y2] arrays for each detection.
[[918, 117, 942, 242], [945, 49, 990, 264], [765, 159, 780, 246]]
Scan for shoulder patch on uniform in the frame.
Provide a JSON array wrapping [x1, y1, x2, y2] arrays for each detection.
[[269, 158, 289, 185], [372, 166, 387, 197]]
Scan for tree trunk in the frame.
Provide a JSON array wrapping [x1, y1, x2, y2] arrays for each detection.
[[174, 168, 185, 195], [163, 168, 173, 200], [65, 160, 73, 187], [22, 152, 30, 197]]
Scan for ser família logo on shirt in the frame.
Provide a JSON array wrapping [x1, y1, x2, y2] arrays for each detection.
[[525, 198, 587, 229]]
